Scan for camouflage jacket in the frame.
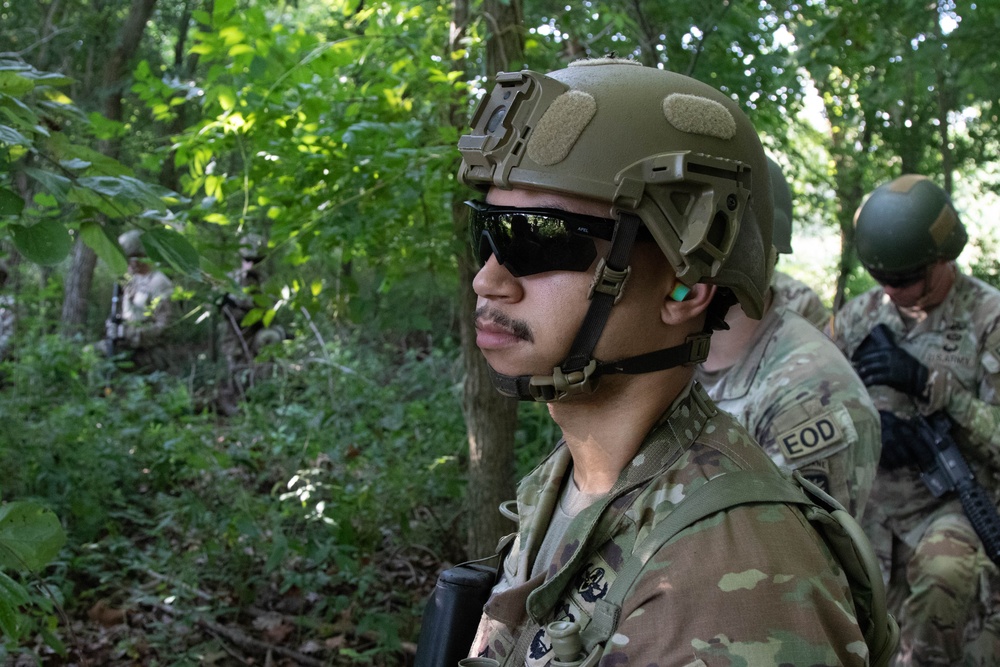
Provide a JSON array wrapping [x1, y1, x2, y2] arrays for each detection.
[[470, 383, 869, 666], [772, 270, 831, 331], [695, 301, 880, 517], [829, 271, 1000, 540], [122, 270, 174, 349]]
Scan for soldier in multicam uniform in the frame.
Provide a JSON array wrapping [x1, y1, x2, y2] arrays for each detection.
[[460, 59, 871, 666], [766, 157, 832, 330], [216, 233, 284, 414], [0, 260, 15, 359], [695, 157, 880, 517], [829, 174, 1000, 666], [107, 230, 175, 370]]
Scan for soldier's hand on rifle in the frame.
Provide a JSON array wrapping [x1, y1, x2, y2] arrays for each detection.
[[878, 411, 927, 469], [853, 335, 930, 397]]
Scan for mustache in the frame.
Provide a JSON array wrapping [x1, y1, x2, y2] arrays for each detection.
[[474, 306, 534, 343]]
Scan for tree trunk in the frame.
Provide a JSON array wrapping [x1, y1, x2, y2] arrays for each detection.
[[456, 203, 519, 559], [448, 0, 523, 559], [60, 0, 159, 335], [484, 0, 525, 76]]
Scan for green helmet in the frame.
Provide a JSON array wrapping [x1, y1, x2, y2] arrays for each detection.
[[855, 175, 966, 275], [118, 229, 146, 258], [767, 156, 793, 254], [458, 59, 773, 319]]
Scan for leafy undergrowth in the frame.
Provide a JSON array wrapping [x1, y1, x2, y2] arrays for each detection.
[[0, 331, 469, 666]]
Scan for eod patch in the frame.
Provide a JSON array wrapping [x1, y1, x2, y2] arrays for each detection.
[[777, 413, 844, 462]]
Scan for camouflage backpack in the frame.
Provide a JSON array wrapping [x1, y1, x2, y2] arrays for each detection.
[[546, 469, 900, 667]]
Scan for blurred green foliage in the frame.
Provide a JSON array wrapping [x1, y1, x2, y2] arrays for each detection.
[[0, 285, 468, 662]]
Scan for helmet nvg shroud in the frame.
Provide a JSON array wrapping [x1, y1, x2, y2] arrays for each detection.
[[855, 174, 966, 275], [458, 59, 773, 401]]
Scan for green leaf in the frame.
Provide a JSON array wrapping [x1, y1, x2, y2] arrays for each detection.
[[0, 71, 35, 96], [47, 133, 131, 176], [240, 308, 264, 327], [59, 158, 92, 170], [264, 529, 287, 574], [214, 0, 235, 20], [0, 573, 27, 640], [75, 175, 166, 208], [143, 227, 200, 276], [0, 502, 67, 572], [0, 124, 31, 146], [10, 220, 73, 266], [80, 222, 127, 275], [0, 187, 24, 217], [23, 167, 72, 199]]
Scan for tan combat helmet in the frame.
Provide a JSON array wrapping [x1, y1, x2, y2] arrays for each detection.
[[458, 59, 773, 401]]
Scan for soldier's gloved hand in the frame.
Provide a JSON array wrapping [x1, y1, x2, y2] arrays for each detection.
[[853, 343, 930, 397], [104, 318, 118, 340], [878, 411, 923, 470]]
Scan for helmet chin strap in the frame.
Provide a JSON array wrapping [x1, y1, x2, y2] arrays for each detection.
[[487, 212, 713, 402]]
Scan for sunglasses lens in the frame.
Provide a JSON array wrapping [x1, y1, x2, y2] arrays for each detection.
[[869, 266, 925, 289], [468, 204, 609, 277]]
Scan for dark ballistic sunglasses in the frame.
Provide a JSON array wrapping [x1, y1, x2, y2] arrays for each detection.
[[867, 265, 927, 289], [466, 200, 619, 277]]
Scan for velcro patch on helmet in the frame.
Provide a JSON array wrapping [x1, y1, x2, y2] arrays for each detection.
[[662, 93, 736, 140], [929, 205, 960, 247], [526, 90, 597, 166], [887, 174, 926, 192]]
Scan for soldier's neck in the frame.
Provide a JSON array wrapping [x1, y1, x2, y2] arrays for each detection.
[[700, 288, 772, 373]]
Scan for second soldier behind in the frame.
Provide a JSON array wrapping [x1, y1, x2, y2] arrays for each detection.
[[694, 157, 881, 517]]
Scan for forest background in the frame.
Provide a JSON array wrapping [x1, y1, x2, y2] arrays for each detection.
[[1, 0, 999, 664]]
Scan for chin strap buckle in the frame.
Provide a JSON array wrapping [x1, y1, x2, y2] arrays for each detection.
[[528, 360, 599, 402], [685, 332, 712, 364], [588, 258, 630, 304]]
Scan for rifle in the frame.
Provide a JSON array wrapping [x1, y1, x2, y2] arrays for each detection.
[[856, 324, 1000, 565], [414, 561, 498, 667], [912, 413, 1000, 565], [106, 282, 123, 356]]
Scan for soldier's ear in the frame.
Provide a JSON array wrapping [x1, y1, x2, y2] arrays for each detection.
[[661, 282, 714, 326]]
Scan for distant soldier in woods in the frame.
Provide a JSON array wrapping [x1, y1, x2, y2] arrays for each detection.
[[767, 156, 832, 330], [694, 157, 881, 517], [105, 230, 175, 371], [830, 174, 1000, 666], [0, 260, 15, 359], [216, 233, 285, 414]]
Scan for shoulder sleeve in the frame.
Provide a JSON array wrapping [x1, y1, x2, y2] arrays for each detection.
[[931, 321, 1000, 466]]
